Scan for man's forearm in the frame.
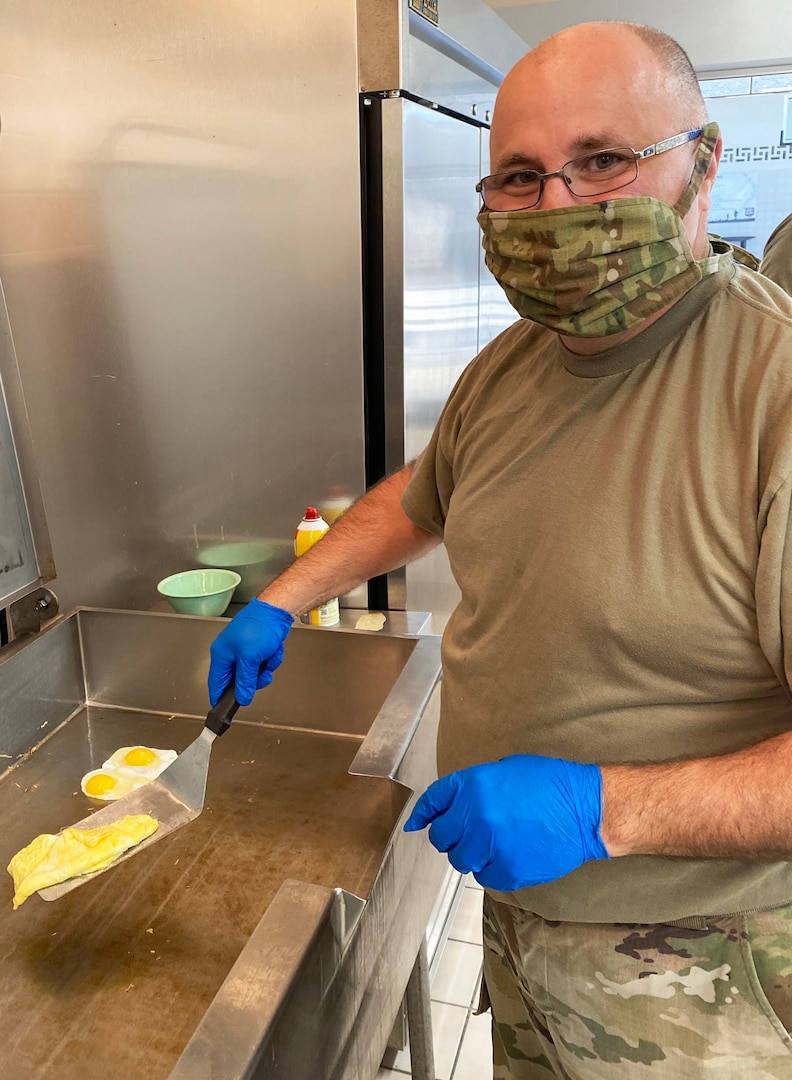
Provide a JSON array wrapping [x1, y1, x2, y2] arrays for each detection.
[[601, 728, 792, 860], [258, 465, 440, 617]]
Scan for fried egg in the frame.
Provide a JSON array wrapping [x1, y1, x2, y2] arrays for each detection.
[[80, 745, 178, 801], [7, 814, 159, 908], [80, 768, 150, 801], [104, 745, 178, 779]]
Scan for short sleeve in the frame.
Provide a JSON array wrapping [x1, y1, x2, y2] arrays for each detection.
[[400, 369, 469, 537]]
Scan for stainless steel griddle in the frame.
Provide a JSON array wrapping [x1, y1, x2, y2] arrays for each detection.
[[0, 607, 445, 1080]]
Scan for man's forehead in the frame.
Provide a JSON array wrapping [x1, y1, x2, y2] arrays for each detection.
[[493, 40, 673, 144], [494, 129, 637, 171]]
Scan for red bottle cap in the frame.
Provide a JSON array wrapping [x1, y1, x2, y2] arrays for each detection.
[[303, 507, 320, 520]]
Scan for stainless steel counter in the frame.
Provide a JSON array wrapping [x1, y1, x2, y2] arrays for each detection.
[[0, 607, 446, 1080]]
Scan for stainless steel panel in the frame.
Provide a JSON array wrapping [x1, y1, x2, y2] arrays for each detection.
[[0, 2, 367, 613], [358, 0, 525, 118], [0, 615, 83, 764], [0, 280, 54, 608], [404, 10, 503, 120], [358, 0, 406, 92], [349, 633, 442, 778], [406, 0, 525, 102], [379, 98, 407, 480], [0, 361, 37, 606], [380, 96, 481, 625], [401, 101, 483, 464], [170, 879, 339, 1080], [77, 606, 419, 737]]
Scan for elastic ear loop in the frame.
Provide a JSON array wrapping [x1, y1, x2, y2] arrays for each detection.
[[674, 120, 720, 218]]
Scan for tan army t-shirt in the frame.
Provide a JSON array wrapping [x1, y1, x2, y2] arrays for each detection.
[[402, 255, 792, 924], [761, 211, 792, 297]]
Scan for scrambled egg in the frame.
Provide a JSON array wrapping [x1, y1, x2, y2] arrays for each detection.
[[7, 814, 158, 908]]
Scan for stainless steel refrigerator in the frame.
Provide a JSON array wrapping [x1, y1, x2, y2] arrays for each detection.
[[361, 100, 518, 624], [0, 0, 523, 628]]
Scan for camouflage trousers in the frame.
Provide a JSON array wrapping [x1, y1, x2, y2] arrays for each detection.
[[481, 893, 792, 1079]]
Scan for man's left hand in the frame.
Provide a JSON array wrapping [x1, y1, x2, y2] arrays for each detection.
[[403, 754, 610, 891]]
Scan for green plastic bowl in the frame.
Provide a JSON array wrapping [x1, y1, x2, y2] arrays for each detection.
[[157, 568, 242, 616], [196, 540, 276, 602]]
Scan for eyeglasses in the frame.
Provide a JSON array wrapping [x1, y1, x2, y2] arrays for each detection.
[[476, 128, 704, 211]]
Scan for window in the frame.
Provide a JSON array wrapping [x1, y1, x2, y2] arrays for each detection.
[[702, 72, 792, 257]]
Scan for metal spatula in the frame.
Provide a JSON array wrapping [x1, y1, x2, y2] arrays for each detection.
[[38, 686, 239, 901]]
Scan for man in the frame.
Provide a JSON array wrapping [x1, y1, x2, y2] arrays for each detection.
[[209, 22, 792, 1078], [762, 210, 792, 294]]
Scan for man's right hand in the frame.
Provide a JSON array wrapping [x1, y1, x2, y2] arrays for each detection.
[[208, 598, 295, 706]]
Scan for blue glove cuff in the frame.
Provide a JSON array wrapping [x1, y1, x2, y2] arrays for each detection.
[[564, 760, 610, 862], [247, 597, 295, 627]]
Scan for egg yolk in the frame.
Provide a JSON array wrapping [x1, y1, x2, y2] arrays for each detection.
[[84, 772, 118, 797], [123, 747, 157, 767]]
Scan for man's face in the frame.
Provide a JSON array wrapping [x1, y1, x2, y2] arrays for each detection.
[[489, 29, 718, 258]]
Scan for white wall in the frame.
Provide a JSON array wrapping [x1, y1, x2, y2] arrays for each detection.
[[488, 0, 792, 71]]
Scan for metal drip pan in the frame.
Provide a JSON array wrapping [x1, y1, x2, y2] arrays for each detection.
[[0, 608, 445, 1080]]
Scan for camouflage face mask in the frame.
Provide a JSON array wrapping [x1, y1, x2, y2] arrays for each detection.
[[478, 122, 720, 338]]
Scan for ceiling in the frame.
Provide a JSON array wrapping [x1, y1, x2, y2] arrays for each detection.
[[485, 0, 566, 6], [478, 0, 792, 72], [480, 0, 654, 52]]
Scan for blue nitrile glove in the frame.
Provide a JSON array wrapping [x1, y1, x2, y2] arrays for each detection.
[[403, 754, 609, 891], [208, 598, 294, 707]]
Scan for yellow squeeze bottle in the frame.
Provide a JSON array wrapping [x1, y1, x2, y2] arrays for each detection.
[[318, 485, 352, 525], [294, 507, 340, 626]]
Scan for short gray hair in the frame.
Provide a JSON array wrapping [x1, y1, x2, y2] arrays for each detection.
[[622, 23, 708, 127]]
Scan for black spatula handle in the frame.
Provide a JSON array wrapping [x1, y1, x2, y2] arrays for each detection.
[[205, 683, 240, 736]]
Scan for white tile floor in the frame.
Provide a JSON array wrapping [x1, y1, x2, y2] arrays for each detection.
[[377, 878, 491, 1080]]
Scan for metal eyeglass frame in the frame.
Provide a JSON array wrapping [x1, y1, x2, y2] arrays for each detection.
[[476, 127, 704, 210]]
